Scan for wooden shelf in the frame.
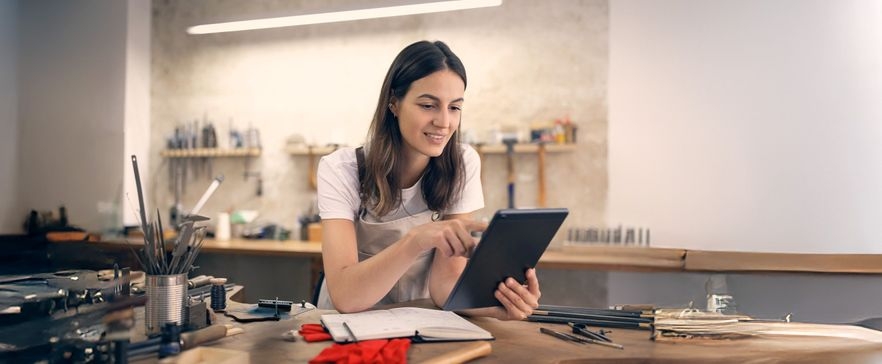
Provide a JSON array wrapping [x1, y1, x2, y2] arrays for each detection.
[[160, 148, 261, 158], [474, 143, 577, 154], [285, 145, 341, 156], [285, 143, 577, 156]]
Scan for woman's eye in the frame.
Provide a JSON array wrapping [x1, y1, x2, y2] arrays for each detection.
[[420, 104, 435, 110], [450, 105, 462, 112]]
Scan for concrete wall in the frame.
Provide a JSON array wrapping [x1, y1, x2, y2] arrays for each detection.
[[153, 0, 609, 304], [0, 0, 19, 233], [150, 0, 609, 239]]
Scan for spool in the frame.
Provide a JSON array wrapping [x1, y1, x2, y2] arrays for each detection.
[[210, 278, 228, 312], [216, 212, 231, 241]]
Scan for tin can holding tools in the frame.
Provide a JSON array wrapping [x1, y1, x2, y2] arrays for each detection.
[[145, 273, 188, 336]]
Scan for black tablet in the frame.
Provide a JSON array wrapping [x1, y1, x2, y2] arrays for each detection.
[[442, 208, 569, 311]]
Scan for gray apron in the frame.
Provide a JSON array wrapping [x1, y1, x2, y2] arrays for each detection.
[[316, 208, 438, 309]]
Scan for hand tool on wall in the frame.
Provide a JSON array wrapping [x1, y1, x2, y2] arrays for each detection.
[[201, 119, 217, 178], [170, 159, 184, 229], [502, 138, 517, 209], [537, 141, 547, 207], [308, 146, 317, 190]]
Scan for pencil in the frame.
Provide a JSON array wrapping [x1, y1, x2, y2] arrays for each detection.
[[538, 304, 652, 318], [539, 327, 580, 345], [528, 315, 652, 330], [531, 310, 653, 324]]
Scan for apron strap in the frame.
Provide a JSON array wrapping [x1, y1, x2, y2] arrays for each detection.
[[355, 146, 366, 187], [356, 146, 367, 217]]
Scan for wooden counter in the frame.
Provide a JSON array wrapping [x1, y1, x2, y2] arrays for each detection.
[[539, 245, 685, 271], [684, 250, 882, 274], [199, 239, 322, 258], [51, 239, 882, 274], [73, 238, 323, 258]]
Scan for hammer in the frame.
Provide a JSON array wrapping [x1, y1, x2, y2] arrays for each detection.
[[537, 141, 546, 207], [502, 138, 517, 209]]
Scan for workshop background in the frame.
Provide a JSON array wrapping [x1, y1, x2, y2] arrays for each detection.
[[149, 0, 607, 306], [3, 0, 882, 323]]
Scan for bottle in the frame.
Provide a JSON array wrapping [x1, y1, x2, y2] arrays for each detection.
[[554, 120, 566, 144], [563, 116, 575, 143]]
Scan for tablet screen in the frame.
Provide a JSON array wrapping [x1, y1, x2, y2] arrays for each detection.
[[442, 208, 569, 311]]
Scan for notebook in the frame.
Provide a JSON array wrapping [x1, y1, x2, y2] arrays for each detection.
[[320, 307, 493, 343]]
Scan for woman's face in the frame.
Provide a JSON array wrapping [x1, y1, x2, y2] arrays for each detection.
[[391, 69, 464, 160]]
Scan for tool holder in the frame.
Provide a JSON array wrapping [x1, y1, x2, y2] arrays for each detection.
[[145, 273, 188, 336]]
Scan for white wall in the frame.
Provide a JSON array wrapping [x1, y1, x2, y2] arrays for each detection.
[[122, 0, 151, 228], [18, 0, 129, 231], [609, 0, 882, 253], [0, 0, 19, 233]]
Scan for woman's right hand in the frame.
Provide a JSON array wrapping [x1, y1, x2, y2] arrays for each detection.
[[407, 219, 487, 257]]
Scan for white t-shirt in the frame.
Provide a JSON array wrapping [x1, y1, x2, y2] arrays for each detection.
[[317, 144, 484, 221]]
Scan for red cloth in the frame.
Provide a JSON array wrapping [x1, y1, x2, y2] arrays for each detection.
[[300, 323, 333, 342], [309, 338, 411, 364]]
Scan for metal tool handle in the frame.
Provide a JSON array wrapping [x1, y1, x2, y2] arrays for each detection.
[[190, 175, 224, 216], [180, 324, 228, 350], [420, 341, 492, 364]]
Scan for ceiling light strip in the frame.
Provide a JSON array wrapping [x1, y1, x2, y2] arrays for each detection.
[[187, 0, 503, 35]]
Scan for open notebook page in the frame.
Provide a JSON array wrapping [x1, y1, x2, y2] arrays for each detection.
[[322, 307, 492, 342]]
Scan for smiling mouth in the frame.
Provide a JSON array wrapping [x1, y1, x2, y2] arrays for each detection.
[[425, 133, 446, 142]]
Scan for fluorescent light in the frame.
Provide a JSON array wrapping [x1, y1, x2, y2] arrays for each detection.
[[187, 0, 503, 35]]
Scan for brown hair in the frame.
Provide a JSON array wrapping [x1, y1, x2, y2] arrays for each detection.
[[362, 40, 467, 216]]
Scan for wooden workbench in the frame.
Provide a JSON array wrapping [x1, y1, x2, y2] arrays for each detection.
[[186, 298, 882, 363]]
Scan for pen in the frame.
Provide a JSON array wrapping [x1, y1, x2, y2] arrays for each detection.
[[558, 325, 622, 350], [539, 327, 582, 345], [568, 322, 612, 342], [574, 335, 624, 350]]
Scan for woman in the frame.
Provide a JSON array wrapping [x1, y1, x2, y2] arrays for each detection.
[[316, 40, 540, 320]]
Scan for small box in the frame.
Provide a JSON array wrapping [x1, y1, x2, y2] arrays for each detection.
[[187, 301, 209, 330]]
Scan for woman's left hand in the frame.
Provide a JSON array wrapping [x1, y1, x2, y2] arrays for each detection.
[[490, 268, 541, 321]]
